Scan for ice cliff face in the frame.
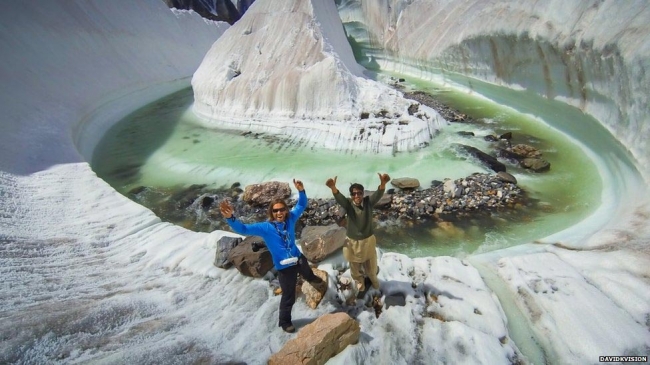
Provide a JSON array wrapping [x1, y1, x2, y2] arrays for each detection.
[[345, 0, 650, 181], [191, 0, 445, 152]]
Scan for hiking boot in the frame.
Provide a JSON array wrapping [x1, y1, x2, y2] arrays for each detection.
[[282, 324, 295, 333]]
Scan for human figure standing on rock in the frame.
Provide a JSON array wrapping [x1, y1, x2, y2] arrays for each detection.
[[325, 173, 390, 294], [219, 179, 327, 334]]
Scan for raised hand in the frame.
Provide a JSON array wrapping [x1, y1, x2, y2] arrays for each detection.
[[219, 200, 234, 219], [293, 178, 304, 191], [325, 176, 338, 189], [378, 173, 391, 187]]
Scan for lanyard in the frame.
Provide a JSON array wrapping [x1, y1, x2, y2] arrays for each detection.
[[273, 222, 290, 247]]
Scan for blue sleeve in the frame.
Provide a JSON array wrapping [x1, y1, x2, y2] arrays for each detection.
[[290, 190, 307, 219], [226, 218, 268, 237]]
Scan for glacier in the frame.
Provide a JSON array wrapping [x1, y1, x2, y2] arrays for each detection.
[[191, 0, 445, 152], [0, 0, 648, 364]]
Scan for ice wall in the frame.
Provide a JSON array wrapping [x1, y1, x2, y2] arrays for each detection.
[[0, 1, 228, 177], [350, 0, 650, 181], [0, 0, 229, 306], [341, 1, 650, 362], [191, 0, 445, 152]]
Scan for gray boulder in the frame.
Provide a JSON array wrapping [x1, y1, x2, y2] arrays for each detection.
[[391, 177, 420, 189], [521, 158, 551, 172], [300, 225, 346, 262], [214, 235, 242, 269], [457, 144, 506, 173], [227, 235, 274, 277], [496, 171, 518, 184]]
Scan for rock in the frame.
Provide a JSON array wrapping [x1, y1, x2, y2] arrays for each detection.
[[496, 171, 517, 184], [226, 236, 274, 277], [375, 191, 392, 207], [511, 144, 542, 158], [300, 225, 347, 262], [443, 179, 458, 197], [302, 268, 329, 309], [497, 148, 523, 163], [457, 131, 475, 137], [384, 292, 406, 309], [214, 235, 242, 269], [391, 177, 420, 189], [456, 144, 506, 173], [171, 184, 207, 209], [338, 276, 358, 306], [499, 132, 513, 140], [521, 158, 551, 172], [242, 181, 291, 206], [268, 312, 360, 365]]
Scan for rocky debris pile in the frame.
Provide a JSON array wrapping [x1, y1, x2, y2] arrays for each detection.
[[379, 172, 523, 221], [402, 90, 470, 122], [128, 172, 527, 236]]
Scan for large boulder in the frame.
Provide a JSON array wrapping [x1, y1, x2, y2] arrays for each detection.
[[456, 144, 506, 173], [391, 177, 420, 189], [268, 312, 360, 365], [214, 235, 242, 269], [521, 157, 551, 172], [300, 225, 346, 262], [496, 171, 518, 184], [374, 190, 392, 207], [242, 181, 291, 206], [226, 236, 274, 277]]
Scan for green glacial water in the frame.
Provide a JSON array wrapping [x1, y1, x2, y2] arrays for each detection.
[[91, 78, 603, 258]]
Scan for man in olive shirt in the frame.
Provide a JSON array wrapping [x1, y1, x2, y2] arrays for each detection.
[[326, 173, 391, 292]]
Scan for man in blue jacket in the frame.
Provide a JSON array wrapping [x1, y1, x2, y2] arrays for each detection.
[[219, 179, 326, 333]]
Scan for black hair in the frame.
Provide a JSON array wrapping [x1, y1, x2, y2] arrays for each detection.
[[349, 183, 364, 194]]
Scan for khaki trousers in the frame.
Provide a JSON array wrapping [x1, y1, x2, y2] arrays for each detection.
[[342, 235, 379, 290]]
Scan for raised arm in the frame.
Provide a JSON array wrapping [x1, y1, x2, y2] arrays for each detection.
[[291, 178, 308, 217], [369, 173, 390, 206], [219, 200, 267, 236]]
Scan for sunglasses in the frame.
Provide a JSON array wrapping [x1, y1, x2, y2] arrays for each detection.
[[351, 191, 364, 196], [272, 207, 287, 213]]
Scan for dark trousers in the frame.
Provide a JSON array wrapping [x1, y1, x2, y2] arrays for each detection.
[[277, 255, 322, 328]]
